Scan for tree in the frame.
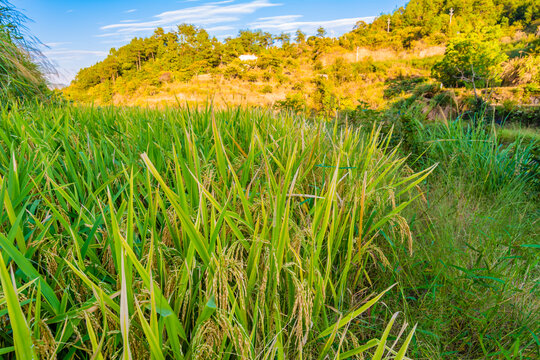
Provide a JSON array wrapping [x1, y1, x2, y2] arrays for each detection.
[[295, 29, 306, 44], [261, 32, 274, 48], [276, 32, 291, 47], [316, 27, 327, 38], [432, 30, 507, 100]]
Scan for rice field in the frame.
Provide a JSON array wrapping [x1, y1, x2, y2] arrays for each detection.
[[0, 103, 434, 359]]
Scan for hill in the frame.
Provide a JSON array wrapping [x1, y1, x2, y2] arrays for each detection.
[[64, 0, 540, 114]]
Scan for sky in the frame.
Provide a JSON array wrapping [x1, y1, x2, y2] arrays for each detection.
[[12, 0, 406, 84]]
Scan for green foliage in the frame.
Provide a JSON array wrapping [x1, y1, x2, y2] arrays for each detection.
[[313, 77, 338, 113], [432, 30, 508, 88], [275, 92, 306, 113], [413, 117, 539, 192], [343, 0, 540, 50], [329, 57, 355, 83], [352, 57, 388, 76], [260, 84, 272, 94]]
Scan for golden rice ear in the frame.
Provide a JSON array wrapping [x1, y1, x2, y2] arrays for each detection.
[[415, 184, 428, 206], [206, 245, 248, 311], [388, 188, 396, 209], [161, 206, 178, 248], [392, 214, 414, 256], [193, 311, 253, 360], [101, 244, 116, 276], [35, 320, 56, 358], [192, 318, 223, 360], [290, 275, 314, 351], [370, 245, 391, 267]]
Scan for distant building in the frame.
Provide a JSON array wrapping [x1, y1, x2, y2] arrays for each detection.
[[239, 54, 258, 62]]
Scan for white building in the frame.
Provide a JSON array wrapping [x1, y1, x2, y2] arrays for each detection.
[[239, 54, 258, 62]]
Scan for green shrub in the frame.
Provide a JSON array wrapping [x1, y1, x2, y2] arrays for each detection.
[[432, 31, 507, 88], [275, 92, 306, 113], [330, 57, 354, 83], [260, 84, 272, 94], [292, 81, 305, 91]]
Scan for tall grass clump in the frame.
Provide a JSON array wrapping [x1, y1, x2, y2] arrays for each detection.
[[0, 103, 432, 358], [413, 117, 539, 193], [0, 0, 49, 101]]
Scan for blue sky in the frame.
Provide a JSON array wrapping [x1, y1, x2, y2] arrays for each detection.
[[13, 0, 405, 84]]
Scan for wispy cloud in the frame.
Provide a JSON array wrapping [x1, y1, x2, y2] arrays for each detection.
[[125, 9, 137, 13], [44, 42, 72, 48], [101, 0, 279, 37], [43, 49, 108, 60], [249, 15, 376, 34], [206, 25, 235, 32]]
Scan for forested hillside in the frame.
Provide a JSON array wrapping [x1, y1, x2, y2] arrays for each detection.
[[65, 0, 540, 111]]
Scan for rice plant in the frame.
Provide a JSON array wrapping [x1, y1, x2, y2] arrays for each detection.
[[0, 103, 432, 358]]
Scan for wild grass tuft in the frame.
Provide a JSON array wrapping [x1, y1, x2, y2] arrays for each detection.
[[0, 0, 50, 102]]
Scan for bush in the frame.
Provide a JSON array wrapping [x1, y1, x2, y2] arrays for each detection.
[[292, 82, 304, 91], [432, 31, 507, 88], [330, 57, 354, 83], [275, 92, 306, 113], [244, 71, 258, 82], [260, 85, 272, 94], [501, 54, 540, 86], [223, 64, 241, 79]]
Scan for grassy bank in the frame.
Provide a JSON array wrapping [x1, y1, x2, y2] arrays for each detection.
[[372, 117, 540, 359]]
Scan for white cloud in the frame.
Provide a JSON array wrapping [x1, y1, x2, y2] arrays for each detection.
[[248, 15, 376, 34], [206, 25, 235, 32], [125, 9, 137, 13], [44, 42, 71, 48], [43, 49, 108, 60], [101, 0, 279, 38]]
